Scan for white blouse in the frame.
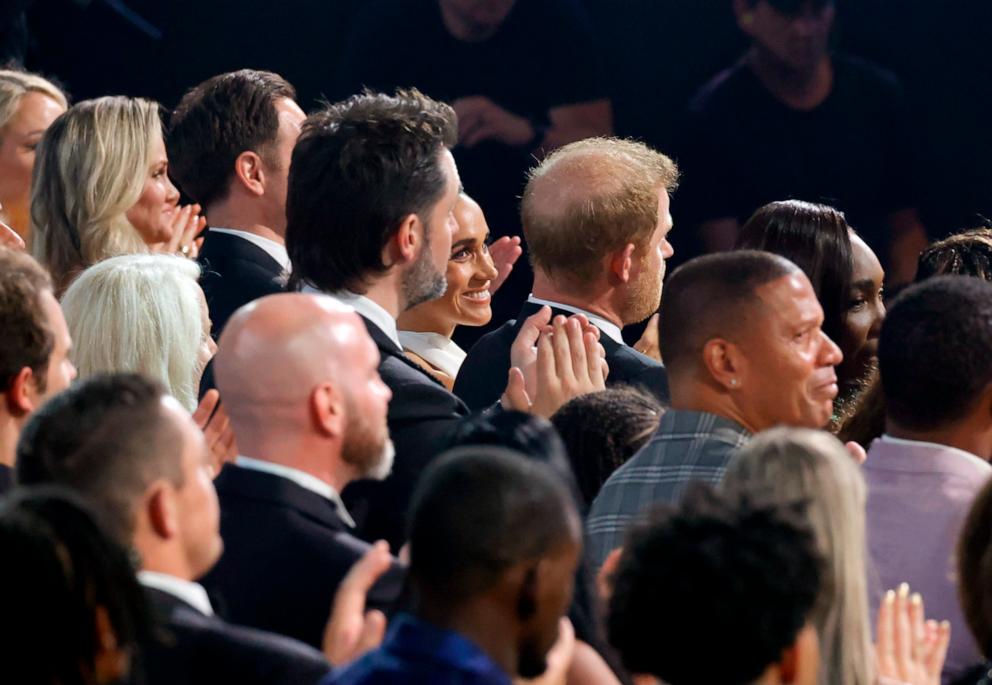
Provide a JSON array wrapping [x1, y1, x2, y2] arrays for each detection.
[[397, 331, 467, 379]]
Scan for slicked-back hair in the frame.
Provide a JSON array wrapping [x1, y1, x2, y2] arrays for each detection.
[[658, 250, 800, 376], [522, 137, 679, 288], [736, 200, 853, 347], [285, 88, 458, 293], [167, 69, 296, 209], [16, 373, 184, 546], [879, 275, 992, 432], [0, 247, 53, 393], [407, 447, 579, 605], [917, 228, 992, 283], [0, 488, 151, 685], [608, 483, 822, 684]]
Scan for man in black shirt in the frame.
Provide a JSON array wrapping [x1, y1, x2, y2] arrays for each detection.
[[676, 0, 927, 284], [336, 0, 612, 330]]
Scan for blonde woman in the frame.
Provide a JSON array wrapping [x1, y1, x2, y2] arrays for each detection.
[[0, 69, 67, 245], [723, 427, 948, 685], [31, 96, 205, 294]]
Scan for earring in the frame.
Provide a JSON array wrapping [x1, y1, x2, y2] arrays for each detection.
[[742, 12, 754, 25], [730, 378, 739, 388]]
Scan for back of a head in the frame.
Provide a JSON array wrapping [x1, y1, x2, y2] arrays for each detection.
[[658, 250, 799, 378], [407, 446, 579, 604], [608, 484, 822, 684], [15, 373, 183, 546], [551, 387, 663, 507], [521, 137, 679, 288], [167, 69, 296, 209], [31, 96, 160, 292], [724, 427, 872, 685], [879, 275, 992, 432], [0, 487, 149, 685], [917, 228, 992, 283], [958, 476, 992, 659], [736, 200, 853, 345], [60, 253, 204, 411], [0, 68, 67, 133], [286, 88, 457, 293], [448, 410, 573, 482], [0, 247, 53, 396]]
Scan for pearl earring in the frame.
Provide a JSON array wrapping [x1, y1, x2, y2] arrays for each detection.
[[730, 378, 739, 388]]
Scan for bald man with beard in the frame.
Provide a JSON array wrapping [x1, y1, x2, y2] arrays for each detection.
[[201, 293, 405, 648]]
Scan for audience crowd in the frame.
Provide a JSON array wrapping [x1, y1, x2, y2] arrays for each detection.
[[3, 2, 992, 684]]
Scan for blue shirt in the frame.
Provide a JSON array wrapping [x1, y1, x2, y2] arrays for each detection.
[[324, 613, 512, 685]]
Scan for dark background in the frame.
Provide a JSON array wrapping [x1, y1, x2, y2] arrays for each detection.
[[20, 0, 992, 241]]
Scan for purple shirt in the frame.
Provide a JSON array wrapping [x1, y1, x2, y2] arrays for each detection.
[[865, 435, 992, 682]]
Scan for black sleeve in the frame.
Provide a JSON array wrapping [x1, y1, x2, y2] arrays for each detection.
[[874, 72, 918, 215], [533, 0, 609, 107], [674, 100, 743, 225]]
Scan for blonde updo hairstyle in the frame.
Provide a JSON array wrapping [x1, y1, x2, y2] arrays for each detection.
[[0, 69, 67, 138], [60, 254, 206, 412], [30, 96, 160, 294]]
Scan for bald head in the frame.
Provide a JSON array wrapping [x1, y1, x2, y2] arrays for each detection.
[[522, 137, 678, 287], [216, 293, 373, 410]]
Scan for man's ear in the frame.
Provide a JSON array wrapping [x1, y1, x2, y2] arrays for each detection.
[[146, 481, 180, 540], [609, 243, 637, 285], [233, 150, 267, 198], [385, 213, 421, 269], [6, 366, 37, 416], [701, 338, 747, 391], [310, 383, 345, 439], [777, 624, 818, 684]]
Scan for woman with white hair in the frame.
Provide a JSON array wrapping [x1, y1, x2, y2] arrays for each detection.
[[60, 253, 215, 411], [30, 96, 204, 294], [722, 427, 949, 685], [0, 69, 67, 245]]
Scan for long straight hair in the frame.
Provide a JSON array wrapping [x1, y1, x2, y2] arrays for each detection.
[[723, 427, 874, 685]]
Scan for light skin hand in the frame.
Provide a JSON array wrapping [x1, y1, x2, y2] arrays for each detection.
[[514, 618, 576, 685], [151, 203, 206, 258], [0, 219, 25, 250], [633, 313, 662, 362], [322, 541, 392, 666], [488, 235, 523, 294], [192, 389, 238, 476], [875, 583, 950, 685]]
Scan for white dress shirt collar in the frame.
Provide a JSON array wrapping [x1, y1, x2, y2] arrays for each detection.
[[138, 571, 214, 616], [327, 290, 402, 351], [397, 330, 466, 378], [527, 295, 625, 345], [209, 228, 291, 273], [877, 434, 989, 470], [234, 455, 356, 528]]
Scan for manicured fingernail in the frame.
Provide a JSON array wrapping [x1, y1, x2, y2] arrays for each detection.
[[898, 583, 910, 598], [885, 590, 895, 604], [911, 593, 922, 605], [940, 620, 950, 630]]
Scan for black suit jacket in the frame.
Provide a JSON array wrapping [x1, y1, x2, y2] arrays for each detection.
[[201, 465, 405, 648], [341, 317, 473, 550], [197, 230, 286, 339], [0, 463, 12, 496], [139, 586, 330, 685], [454, 301, 671, 411]]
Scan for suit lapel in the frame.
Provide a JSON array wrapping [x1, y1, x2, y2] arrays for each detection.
[[214, 466, 347, 532], [199, 231, 284, 276], [360, 315, 451, 390]]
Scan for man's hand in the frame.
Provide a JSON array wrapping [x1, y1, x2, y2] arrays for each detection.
[[453, 96, 535, 148], [514, 618, 575, 685], [504, 310, 608, 417], [322, 541, 392, 667], [488, 235, 523, 294], [192, 389, 237, 476], [633, 313, 661, 362]]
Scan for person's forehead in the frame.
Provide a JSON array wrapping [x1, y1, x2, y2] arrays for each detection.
[[754, 273, 820, 321]]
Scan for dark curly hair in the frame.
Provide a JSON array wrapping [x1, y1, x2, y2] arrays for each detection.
[[551, 386, 663, 508], [286, 88, 457, 293], [608, 483, 822, 683], [917, 228, 992, 283]]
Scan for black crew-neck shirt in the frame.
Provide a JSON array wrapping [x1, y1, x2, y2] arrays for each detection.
[[676, 53, 916, 260]]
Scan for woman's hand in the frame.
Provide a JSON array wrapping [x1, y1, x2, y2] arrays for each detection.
[[875, 583, 950, 685], [153, 203, 205, 258], [488, 235, 523, 294], [633, 313, 662, 362], [192, 389, 237, 476]]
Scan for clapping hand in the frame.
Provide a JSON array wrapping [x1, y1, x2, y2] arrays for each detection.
[[514, 618, 575, 685], [152, 203, 206, 258], [875, 583, 950, 685], [453, 96, 535, 148], [0, 219, 25, 251], [322, 541, 392, 666], [192, 389, 237, 476], [633, 313, 662, 362], [504, 307, 608, 417], [488, 235, 523, 295]]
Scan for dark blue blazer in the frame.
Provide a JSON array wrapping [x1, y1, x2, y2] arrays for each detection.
[[197, 230, 286, 339], [454, 301, 670, 411], [139, 586, 331, 685], [201, 465, 405, 649]]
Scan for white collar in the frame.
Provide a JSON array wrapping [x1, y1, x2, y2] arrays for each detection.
[[327, 290, 402, 351], [877, 434, 990, 470], [209, 228, 291, 272], [527, 295, 625, 345], [234, 455, 356, 528], [138, 571, 214, 616], [397, 330, 466, 378]]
